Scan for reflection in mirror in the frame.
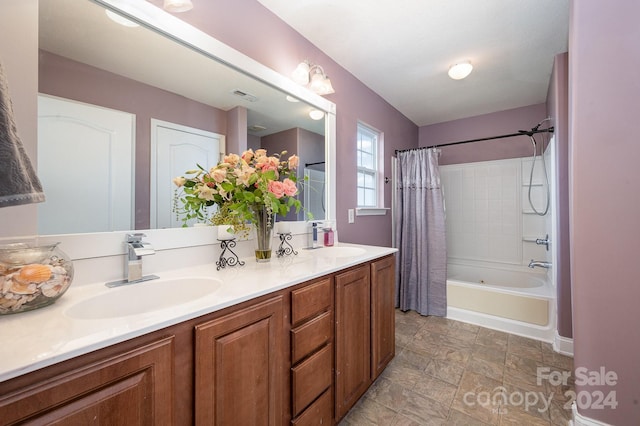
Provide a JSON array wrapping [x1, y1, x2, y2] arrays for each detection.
[[37, 0, 326, 235]]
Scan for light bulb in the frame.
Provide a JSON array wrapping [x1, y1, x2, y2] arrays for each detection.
[[309, 109, 324, 120], [448, 61, 473, 80], [163, 0, 193, 12], [291, 62, 311, 85]]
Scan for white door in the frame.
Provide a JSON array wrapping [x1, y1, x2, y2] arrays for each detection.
[[37, 95, 134, 234], [151, 119, 224, 228]]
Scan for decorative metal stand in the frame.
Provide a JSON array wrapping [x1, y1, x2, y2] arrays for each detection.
[[216, 239, 245, 271], [276, 232, 298, 258]]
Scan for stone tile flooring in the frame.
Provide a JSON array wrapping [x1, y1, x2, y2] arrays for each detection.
[[339, 310, 574, 425]]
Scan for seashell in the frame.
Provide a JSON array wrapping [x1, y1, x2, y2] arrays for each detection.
[[0, 296, 18, 309], [1, 276, 11, 295], [10, 280, 38, 295], [10, 296, 28, 311], [40, 281, 64, 298], [50, 266, 68, 276], [18, 264, 52, 283]]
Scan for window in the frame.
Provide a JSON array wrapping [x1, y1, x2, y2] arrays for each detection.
[[356, 122, 383, 209]]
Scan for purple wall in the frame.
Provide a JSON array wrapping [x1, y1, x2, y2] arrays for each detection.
[[167, 0, 418, 247], [570, 0, 640, 423], [546, 53, 572, 340], [419, 104, 548, 165], [39, 51, 227, 230]]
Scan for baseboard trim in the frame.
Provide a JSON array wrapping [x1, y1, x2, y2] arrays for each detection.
[[553, 331, 574, 356], [571, 403, 613, 426]]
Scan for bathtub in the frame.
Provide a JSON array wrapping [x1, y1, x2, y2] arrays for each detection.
[[446, 263, 556, 342]]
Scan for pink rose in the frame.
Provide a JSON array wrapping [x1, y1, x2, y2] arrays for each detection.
[[256, 156, 280, 172], [268, 180, 285, 198], [241, 149, 254, 162], [223, 153, 240, 166], [211, 168, 226, 183], [288, 155, 299, 169], [283, 178, 298, 196]]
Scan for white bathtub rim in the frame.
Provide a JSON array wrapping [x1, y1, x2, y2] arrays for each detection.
[[448, 259, 550, 277], [447, 277, 555, 300]]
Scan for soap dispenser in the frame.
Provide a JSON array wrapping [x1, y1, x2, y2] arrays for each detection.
[[323, 226, 334, 247]]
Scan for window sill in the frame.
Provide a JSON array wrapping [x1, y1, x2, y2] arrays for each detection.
[[356, 207, 389, 216]]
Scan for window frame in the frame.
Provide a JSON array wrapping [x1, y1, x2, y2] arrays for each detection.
[[356, 122, 387, 215]]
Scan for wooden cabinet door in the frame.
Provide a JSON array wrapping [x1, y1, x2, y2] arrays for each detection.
[[371, 255, 396, 378], [0, 337, 175, 425], [334, 264, 371, 421], [195, 296, 285, 426]]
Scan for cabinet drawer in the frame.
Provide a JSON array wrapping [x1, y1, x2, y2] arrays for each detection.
[[291, 343, 332, 416], [291, 277, 332, 326], [291, 311, 332, 364], [291, 388, 332, 426]]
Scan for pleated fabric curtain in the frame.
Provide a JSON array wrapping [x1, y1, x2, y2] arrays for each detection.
[[393, 148, 447, 316]]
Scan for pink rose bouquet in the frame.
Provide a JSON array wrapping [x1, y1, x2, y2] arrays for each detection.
[[173, 149, 302, 228]]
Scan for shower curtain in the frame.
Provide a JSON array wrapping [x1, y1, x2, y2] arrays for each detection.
[[393, 148, 447, 316]]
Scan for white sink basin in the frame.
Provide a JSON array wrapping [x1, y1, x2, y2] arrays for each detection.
[[66, 277, 222, 320], [313, 246, 367, 258]]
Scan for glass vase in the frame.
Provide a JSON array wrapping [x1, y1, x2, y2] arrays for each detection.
[[253, 207, 274, 262], [0, 242, 74, 315]]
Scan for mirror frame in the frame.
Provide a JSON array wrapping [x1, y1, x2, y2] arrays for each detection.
[[38, 0, 336, 258]]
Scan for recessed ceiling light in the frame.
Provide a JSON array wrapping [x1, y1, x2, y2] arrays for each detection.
[[448, 61, 473, 80]]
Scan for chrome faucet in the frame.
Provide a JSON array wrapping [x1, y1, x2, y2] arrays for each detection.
[[528, 260, 551, 269], [106, 233, 159, 287], [306, 221, 321, 249]]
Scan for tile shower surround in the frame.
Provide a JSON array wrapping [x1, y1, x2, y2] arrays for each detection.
[[440, 157, 549, 268], [339, 310, 574, 425]]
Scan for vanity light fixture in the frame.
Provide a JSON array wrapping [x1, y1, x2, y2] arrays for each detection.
[[309, 109, 324, 120], [291, 61, 335, 95], [163, 0, 193, 12], [448, 61, 473, 80]]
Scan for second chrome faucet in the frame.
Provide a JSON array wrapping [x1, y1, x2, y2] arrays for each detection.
[[106, 233, 159, 287]]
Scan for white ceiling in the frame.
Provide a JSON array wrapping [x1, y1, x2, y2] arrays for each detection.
[[256, 0, 570, 126]]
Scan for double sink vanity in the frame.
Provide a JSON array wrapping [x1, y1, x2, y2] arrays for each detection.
[[0, 243, 397, 425]]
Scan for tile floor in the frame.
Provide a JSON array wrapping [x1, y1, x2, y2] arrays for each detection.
[[339, 310, 574, 425]]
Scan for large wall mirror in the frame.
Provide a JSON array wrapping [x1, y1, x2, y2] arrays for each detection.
[[37, 0, 336, 235]]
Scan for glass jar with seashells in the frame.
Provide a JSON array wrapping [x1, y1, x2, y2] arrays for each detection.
[[0, 243, 74, 314]]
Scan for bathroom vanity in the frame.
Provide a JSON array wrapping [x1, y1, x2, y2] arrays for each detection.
[[0, 245, 396, 425]]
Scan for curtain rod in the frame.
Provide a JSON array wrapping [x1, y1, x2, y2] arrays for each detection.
[[394, 126, 554, 155]]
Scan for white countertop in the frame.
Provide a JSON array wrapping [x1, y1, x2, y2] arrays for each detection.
[[0, 243, 396, 382]]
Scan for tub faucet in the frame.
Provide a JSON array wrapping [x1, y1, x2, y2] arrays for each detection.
[[106, 233, 159, 287], [528, 260, 551, 269]]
